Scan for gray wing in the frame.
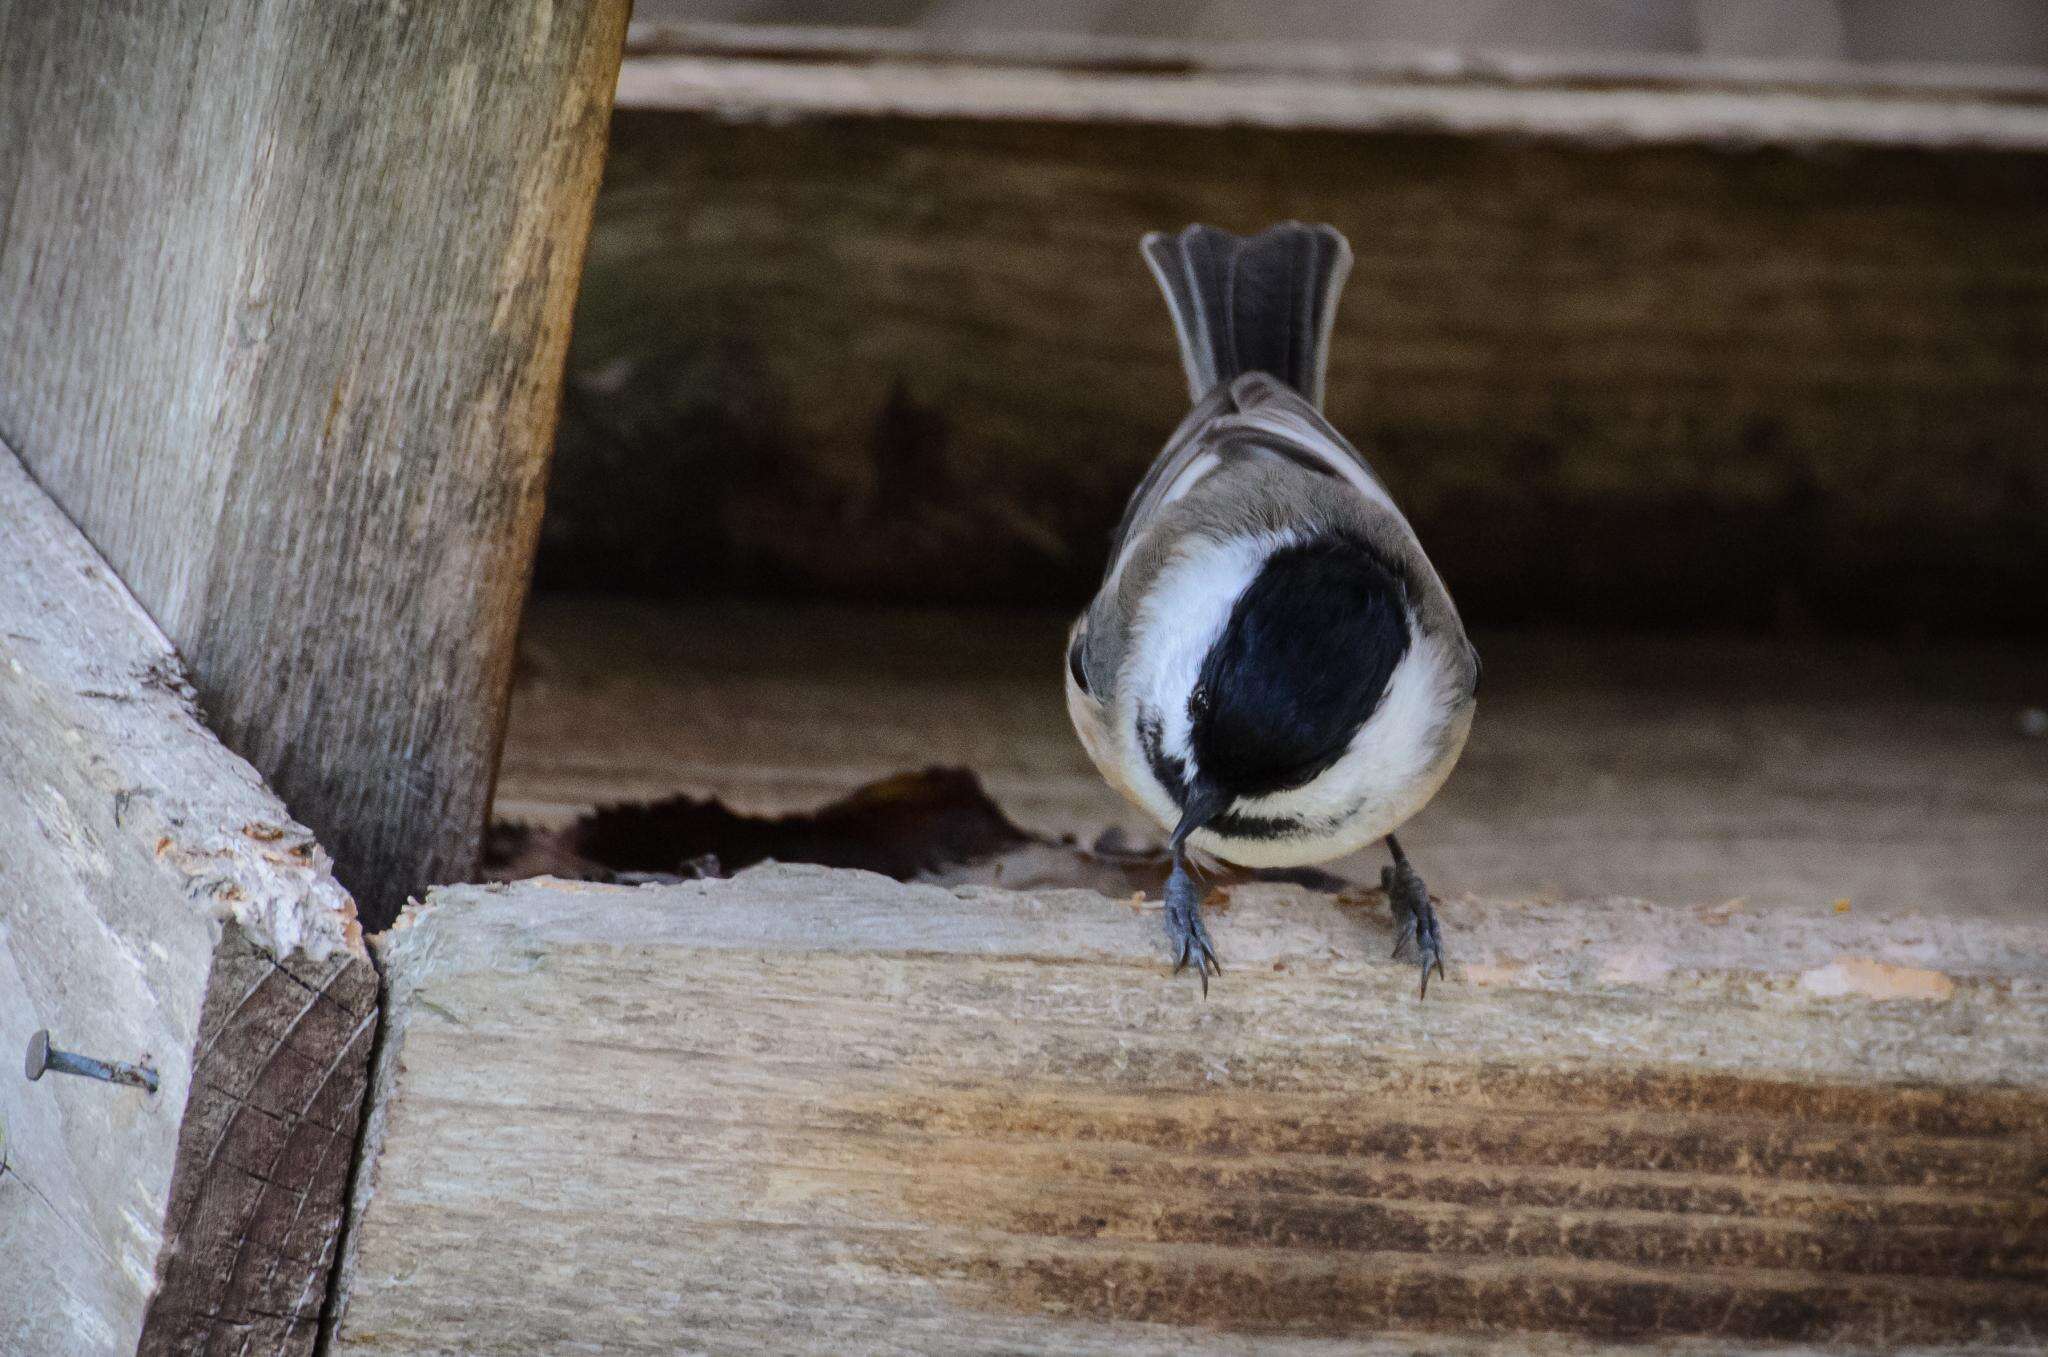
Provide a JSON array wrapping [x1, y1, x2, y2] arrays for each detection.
[[1076, 373, 1429, 703], [1206, 373, 1408, 524], [1097, 373, 1411, 595], [1097, 383, 1233, 593]]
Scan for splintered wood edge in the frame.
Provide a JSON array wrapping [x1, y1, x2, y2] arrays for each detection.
[[0, 439, 360, 963], [1, 438, 373, 1355], [332, 865, 2048, 1351]]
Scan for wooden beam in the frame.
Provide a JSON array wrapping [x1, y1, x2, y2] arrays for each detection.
[[330, 866, 2048, 1353], [0, 440, 374, 1357], [0, 0, 632, 928], [621, 18, 2048, 96], [616, 20, 2048, 146], [544, 112, 2048, 633], [615, 53, 2048, 147]]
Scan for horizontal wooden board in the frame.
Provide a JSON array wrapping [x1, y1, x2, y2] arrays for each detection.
[[544, 111, 2048, 632], [616, 21, 2048, 148], [622, 13, 2048, 96], [330, 867, 2048, 1353]]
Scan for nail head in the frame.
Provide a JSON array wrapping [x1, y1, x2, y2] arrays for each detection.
[[24, 1029, 50, 1081]]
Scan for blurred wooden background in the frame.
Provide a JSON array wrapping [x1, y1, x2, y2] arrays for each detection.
[[542, 2, 2048, 633]]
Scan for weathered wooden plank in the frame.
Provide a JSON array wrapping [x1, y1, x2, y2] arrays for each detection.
[[0, 440, 374, 1357], [330, 865, 2048, 1353], [615, 20, 2048, 147], [544, 112, 2048, 633], [0, 0, 631, 927], [623, 17, 2048, 100], [615, 53, 2048, 147]]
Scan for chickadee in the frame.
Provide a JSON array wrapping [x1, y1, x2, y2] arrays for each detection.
[[1066, 222, 1480, 996]]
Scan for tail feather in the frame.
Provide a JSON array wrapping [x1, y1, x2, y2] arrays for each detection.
[[1141, 222, 1353, 410]]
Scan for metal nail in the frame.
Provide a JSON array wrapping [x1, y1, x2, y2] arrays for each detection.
[[23, 1029, 158, 1094]]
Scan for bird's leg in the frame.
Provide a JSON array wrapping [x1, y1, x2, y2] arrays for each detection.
[[1382, 833, 1445, 998], [1162, 844, 1222, 994]]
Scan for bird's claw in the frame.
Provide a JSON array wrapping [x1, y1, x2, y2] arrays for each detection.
[[1164, 863, 1222, 995], [1382, 861, 1447, 999]]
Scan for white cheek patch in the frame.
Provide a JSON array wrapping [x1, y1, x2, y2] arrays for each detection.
[[1117, 531, 1297, 814], [1219, 405, 1411, 526]]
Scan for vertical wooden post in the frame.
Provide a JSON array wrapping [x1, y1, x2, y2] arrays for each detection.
[[0, 0, 631, 927]]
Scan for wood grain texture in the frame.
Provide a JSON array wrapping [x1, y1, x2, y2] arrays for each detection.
[[544, 111, 2048, 632], [624, 9, 2048, 81], [615, 51, 2048, 149], [0, 440, 373, 1357], [0, 0, 631, 928], [331, 866, 2048, 1354], [140, 935, 378, 1357]]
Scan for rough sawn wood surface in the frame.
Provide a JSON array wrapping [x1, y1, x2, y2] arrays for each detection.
[[331, 865, 2048, 1354]]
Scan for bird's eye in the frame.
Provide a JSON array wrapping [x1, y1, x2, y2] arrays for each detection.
[[1188, 684, 1211, 720], [1068, 636, 1090, 694]]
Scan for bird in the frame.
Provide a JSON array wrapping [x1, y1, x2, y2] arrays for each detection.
[[1064, 222, 1480, 997]]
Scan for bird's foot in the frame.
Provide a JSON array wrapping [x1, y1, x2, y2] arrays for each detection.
[[1163, 858, 1222, 994], [1382, 857, 1446, 999]]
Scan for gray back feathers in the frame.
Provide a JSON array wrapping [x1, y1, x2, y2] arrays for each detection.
[[1077, 224, 1471, 710], [1140, 222, 1353, 411]]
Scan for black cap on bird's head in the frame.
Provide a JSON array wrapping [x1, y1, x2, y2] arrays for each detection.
[[1184, 533, 1411, 820]]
